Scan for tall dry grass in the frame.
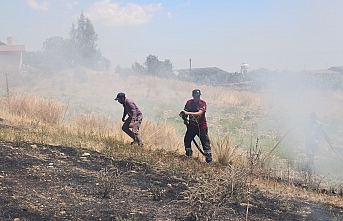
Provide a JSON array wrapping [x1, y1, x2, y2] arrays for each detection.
[[1, 94, 64, 124], [2, 70, 343, 217], [72, 112, 183, 153], [123, 74, 265, 110], [0, 93, 184, 154], [1, 86, 340, 221], [211, 135, 245, 166], [0, 92, 244, 166], [140, 120, 183, 151]]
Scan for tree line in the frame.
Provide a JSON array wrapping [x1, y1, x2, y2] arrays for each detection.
[[23, 12, 110, 74], [22, 11, 243, 85]]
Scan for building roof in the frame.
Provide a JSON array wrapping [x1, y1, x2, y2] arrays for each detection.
[[304, 69, 340, 74], [328, 66, 343, 73], [175, 67, 229, 75], [0, 41, 6, 45]]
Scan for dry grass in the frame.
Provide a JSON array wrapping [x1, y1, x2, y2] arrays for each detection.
[[0, 94, 64, 124], [140, 120, 183, 151], [0, 92, 342, 221], [126, 75, 264, 109], [184, 164, 249, 220], [0, 90, 250, 172], [2, 70, 343, 220], [211, 135, 244, 166], [0, 93, 183, 155]]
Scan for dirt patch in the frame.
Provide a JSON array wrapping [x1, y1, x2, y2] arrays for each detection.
[[1, 141, 343, 220]]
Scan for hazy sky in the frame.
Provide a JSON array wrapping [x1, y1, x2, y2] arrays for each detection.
[[2, 0, 343, 72]]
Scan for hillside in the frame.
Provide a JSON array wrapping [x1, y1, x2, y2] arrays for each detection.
[[1, 125, 343, 220], [1, 69, 343, 220]]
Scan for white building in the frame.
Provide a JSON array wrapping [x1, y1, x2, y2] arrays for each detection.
[[0, 37, 25, 69]]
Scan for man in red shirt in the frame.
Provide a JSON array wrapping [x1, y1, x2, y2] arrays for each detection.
[[115, 92, 143, 147], [181, 89, 212, 163]]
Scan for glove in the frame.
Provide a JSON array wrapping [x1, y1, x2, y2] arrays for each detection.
[[179, 111, 188, 124], [179, 111, 186, 119]]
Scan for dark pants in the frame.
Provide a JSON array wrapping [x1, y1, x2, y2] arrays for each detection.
[[184, 128, 211, 156], [305, 139, 318, 165], [122, 115, 143, 145]]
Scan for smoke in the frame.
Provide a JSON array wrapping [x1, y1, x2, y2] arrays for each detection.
[[251, 68, 343, 182], [3, 65, 343, 183]]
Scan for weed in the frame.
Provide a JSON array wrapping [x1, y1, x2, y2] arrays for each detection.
[[148, 184, 166, 201], [115, 216, 136, 221], [14, 134, 25, 147], [184, 164, 248, 220], [278, 201, 294, 211], [330, 210, 342, 221], [96, 167, 119, 199], [212, 135, 241, 166]]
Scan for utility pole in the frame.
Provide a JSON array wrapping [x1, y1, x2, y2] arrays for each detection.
[[189, 59, 192, 77]]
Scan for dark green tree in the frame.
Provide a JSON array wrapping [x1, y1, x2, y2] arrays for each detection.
[[143, 54, 174, 78], [69, 11, 101, 68], [161, 59, 174, 77], [23, 11, 110, 72]]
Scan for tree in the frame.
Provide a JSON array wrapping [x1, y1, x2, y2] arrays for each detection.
[[131, 61, 146, 75], [161, 59, 174, 78], [42, 36, 74, 71], [95, 57, 111, 71], [143, 54, 174, 78], [145, 54, 160, 76], [69, 11, 101, 68], [23, 11, 110, 72], [22, 51, 43, 68]]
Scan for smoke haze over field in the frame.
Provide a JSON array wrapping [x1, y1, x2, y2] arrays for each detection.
[[252, 70, 343, 182], [2, 0, 343, 184], [1, 65, 343, 183], [2, 0, 343, 72]]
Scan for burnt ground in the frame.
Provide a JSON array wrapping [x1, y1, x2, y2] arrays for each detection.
[[1, 140, 343, 221]]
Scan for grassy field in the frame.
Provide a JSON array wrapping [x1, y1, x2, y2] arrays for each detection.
[[1, 68, 343, 186], [1, 68, 343, 220]]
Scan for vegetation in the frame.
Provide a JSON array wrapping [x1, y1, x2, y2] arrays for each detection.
[[1, 68, 343, 220], [23, 11, 110, 73]]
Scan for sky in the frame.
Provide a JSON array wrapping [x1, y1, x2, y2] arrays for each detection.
[[2, 0, 343, 72]]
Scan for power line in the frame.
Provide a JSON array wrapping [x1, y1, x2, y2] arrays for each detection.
[[106, 47, 343, 56]]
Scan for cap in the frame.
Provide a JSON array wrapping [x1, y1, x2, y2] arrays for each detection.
[[114, 92, 125, 100], [192, 89, 201, 96]]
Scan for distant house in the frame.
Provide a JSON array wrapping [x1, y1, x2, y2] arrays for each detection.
[[328, 66, 343, 74], [304, 68, 342, 89], [176, 67, 228, 77], [175, 67, 240, 85], [0, 37, 25, 69], [304, 69, 340, 75]]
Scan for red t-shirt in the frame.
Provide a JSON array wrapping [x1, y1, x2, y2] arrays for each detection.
[[184, 99, 208, 130]]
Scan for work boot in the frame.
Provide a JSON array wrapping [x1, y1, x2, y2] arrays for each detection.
[[205, 154, 213, 163], [186, 150, 193, 157]]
